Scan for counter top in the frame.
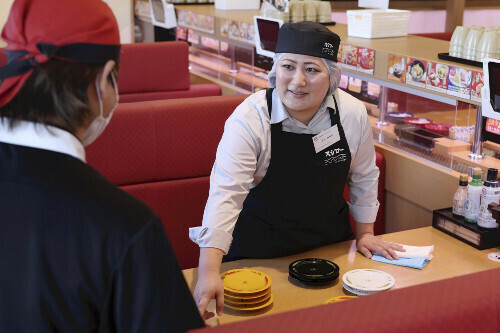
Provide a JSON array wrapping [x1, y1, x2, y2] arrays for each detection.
[[182, 226, 500, 326]]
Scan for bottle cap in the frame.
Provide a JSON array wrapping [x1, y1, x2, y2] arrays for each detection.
[[472, 167, 482, 177], [486, 168, 498, 182], [459, 174, 468, 182]]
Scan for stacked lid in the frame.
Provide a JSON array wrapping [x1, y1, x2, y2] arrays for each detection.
[[342, 269, 395, 296], [289, 258, 339, 285], [221, 269, 273, 311]]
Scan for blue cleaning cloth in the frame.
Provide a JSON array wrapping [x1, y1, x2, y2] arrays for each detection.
[[371, 254, 429, 270]]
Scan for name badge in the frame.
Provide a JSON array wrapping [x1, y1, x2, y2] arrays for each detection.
[[312, 125, 340, 154]]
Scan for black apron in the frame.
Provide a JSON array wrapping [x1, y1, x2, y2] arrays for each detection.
[[225, 89, 353, 261]]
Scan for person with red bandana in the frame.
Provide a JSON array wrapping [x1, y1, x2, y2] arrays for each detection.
[[0, 0, 204, 331]]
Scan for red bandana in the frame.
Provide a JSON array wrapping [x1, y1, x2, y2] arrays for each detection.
[[0, 0, 121, 107]]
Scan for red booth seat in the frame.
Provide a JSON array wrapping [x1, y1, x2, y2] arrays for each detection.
[[0, 48, 7, 67], [86, 95, 246, 269], [190, 268, 500, 332], [86, 95, 386, 269], [118, 41, 221, 103]]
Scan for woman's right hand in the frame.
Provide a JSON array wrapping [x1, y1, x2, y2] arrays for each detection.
[[194, 270, 225, 321], [194, 247, 225, 324]]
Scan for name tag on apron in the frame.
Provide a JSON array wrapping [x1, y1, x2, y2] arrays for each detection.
[[312, 125, 340, 153]]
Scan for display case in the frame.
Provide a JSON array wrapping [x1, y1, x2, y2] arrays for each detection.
[[175, 5, 499, 232]]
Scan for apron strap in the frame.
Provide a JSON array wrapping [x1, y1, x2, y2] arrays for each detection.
[[265, 88, 273, 117]]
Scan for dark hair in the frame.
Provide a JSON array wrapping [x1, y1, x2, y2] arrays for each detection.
[[0, 60, 107, 134]]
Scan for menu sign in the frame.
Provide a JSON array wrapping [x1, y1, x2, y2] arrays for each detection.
[[341, 45, 358, 70], [426, 62, 448, 94], [177, 10, 215, 34], [339, 74, 349, 90], [387, 54, 406, 83], [357, 48, 375, 74], [485, 118, 500, 135], [228, 21, 255, 43], [447, 66, 472, 99], [471, 70, 484, 103], [406, 58, 427, 88], [187, 29, 200, 45], [220, 19, 230, 38]]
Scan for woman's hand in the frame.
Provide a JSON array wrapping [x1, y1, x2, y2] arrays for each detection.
[[356, 232, 404, 260], [194, 248, 225, 326], [355, 222, 405, 260], [193, 270, 224, 325]]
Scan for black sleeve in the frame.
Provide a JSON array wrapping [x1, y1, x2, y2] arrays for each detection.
[[99, 218, 205, 333]]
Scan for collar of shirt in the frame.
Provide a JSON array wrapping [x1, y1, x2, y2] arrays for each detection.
[[0, 119, 86, 162], [270, 89, 338, 133]]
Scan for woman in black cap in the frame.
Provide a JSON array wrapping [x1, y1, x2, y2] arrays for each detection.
[[190, 22, 404, 318], [0, 0, 204, 331]]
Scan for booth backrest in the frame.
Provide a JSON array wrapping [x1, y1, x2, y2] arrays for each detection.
[[86, 95, 247, 269], [117, 41, 221, 103], [0, 48, 7, 67], [190, 267, 500, 332], [86, 95, 386, 269]]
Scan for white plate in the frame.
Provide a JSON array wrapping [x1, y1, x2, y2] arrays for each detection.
[[342, 269, 395, 292], [342, 282, 377, 296]]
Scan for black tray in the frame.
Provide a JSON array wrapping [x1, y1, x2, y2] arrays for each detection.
[[437, 53, 482, 68], [395, 125, 443, 149], [433, 208, 500, 250]]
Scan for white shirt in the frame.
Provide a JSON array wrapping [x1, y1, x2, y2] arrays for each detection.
[[189, 89, 379, 254], [0, 119, 86, 162]]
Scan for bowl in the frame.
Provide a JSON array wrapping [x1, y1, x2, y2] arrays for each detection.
[[404, 117, 433, 128]]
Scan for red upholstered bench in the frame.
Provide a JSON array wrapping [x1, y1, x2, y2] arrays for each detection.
[[189, 268, 500, 332], [86, 95, 386, 269], [0, 48, 7, 67], [86, 95, 246, 269], [117, 41, 221, 103]]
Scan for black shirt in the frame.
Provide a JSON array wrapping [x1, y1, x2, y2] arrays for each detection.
[[0, 142, 204, 332]]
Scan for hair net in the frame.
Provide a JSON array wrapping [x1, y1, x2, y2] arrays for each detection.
[[267, 53, 342, 98]]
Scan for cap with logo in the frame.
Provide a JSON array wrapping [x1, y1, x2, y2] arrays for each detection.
[[274, 21, 341, 62]]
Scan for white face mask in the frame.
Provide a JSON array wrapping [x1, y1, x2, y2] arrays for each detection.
[[81, 72, 119, 147]]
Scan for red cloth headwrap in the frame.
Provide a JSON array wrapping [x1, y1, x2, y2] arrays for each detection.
[[0, 0, 121, 107]]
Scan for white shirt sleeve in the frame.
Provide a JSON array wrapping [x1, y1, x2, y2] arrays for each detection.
[[337, 90, 380, 223], [189, 91, 270, 254]]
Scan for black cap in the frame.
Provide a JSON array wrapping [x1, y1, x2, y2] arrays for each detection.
[[275, 21, 341, 62]]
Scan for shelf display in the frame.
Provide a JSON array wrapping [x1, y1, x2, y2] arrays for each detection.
[[175, 5, 500, 177]]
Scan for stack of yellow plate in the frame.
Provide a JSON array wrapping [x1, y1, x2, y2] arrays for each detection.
[[221, 269, 273, 311]]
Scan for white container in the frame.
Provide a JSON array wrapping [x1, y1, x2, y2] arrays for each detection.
[[477, 186, 500, 228], [215, 0, 260, 10], [346, 9, 411, 39]]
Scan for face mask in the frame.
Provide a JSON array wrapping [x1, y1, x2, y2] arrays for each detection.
[[81, 72, 119, 147]]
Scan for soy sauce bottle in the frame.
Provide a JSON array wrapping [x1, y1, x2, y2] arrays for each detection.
[[452, 174, 469, 217], [463, 167, 483, 223]]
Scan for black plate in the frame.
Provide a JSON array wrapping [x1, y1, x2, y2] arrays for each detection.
[[289, 258, 339, 282]]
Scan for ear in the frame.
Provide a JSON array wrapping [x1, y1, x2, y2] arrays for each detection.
[[97, 60, 116, 98]]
